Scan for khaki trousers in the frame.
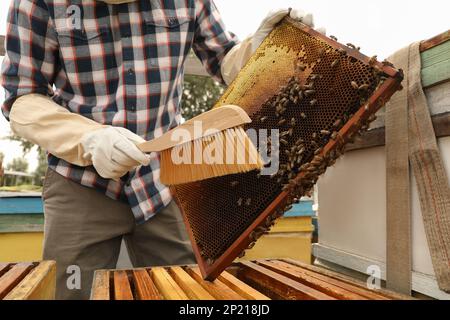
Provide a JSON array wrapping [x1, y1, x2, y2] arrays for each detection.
[[42, 169, 195, 300]]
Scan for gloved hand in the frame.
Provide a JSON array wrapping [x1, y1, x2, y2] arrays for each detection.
[[252, 8, 321, 51], [221, 8, 326, 85], [81, 127, 151, 180]]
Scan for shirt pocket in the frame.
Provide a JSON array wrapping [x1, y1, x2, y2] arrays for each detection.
[[144, 14, 192, 79], [56, 28, 112, 58], [55, 28, 119, 101]]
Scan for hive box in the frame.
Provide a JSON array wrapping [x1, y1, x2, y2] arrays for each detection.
[[239, 201, 314, 263], [314, 33, 450, 299], [0, 192, 44, 262]]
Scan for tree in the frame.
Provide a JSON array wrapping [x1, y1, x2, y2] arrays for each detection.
[[6, 157, 28, 172], [181, 74, 225, 120], [33, 148, 48, 186]]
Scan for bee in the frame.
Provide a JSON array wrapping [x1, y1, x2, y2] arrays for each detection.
[[331, 59, 339, 68], [288, 128, 294, 137], [237, 198, 243, 206], [207, 258, 214, 265], [346, 43, 356, 49], [291, 118, 297, 126], [310, 99, 318, 106], [237, 251, 246, 259], [382, 59, 394, 67], [304, 90, 315, 97], [230, 181, 239, 187], [245, 198, 252, 206], [320, 130, 330, 136], [314, 148, 323, 155], [359, 84, 369, 91], [368, 114, 377, 122], [312, 132, 318, 139], [338, 48, 347, 55], [333, 119, 343, 128], [280, 139, 289, 146], [247, 242, 256, 249], [278, 119, 287, 126], [300, 112, 307, 119], [330, 35, 338, 41], [351, 81, 359, 90], [331, 132, 339, 140], [260, 116, 268, 123]]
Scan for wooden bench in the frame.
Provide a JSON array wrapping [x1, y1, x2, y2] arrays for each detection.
[[91, 259, 410, 300], [0, 261, 56, 300]]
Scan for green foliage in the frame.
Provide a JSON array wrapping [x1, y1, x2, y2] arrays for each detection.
[[6, 157, 28, 172], [181, 75, 225, 120], [33, 148, 48, 186]]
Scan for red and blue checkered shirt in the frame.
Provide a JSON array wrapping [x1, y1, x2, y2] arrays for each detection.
[[1, 0, 238, 223]]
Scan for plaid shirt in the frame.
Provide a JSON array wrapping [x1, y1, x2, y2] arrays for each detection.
[[1, 0, 238, 223]]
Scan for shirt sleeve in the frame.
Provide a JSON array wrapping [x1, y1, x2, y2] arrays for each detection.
[[192, 0, 239, 84], [1, 0, 58, 120]]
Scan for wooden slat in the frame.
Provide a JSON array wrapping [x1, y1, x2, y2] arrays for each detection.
[[113, 270, 133, 300], [5, 261, 56, 300], [257, 260, 370, 300], [186, 267, 244, 300], [281, 259, 410, 300], [218, 271, 270, 300], [0, 263, 10, 277], [168, 267, 215, 300], [151, 267, 188, 300], [346, 112, 450, 152], [237, 261, 336, 300], [420, 30, 450, 52], [132, 269, 162, 300], [90, 270, 110, 300], [0, 263, 34, 299]]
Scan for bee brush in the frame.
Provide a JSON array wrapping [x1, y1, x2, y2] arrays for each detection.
[[138, 105, 264, 185]]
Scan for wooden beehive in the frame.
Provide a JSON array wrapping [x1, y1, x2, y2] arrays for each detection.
[[0, 261, 56, 300], [91, 259, 410, 300]]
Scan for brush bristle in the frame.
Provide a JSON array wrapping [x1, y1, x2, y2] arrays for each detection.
[[160, 127, 263, 185]]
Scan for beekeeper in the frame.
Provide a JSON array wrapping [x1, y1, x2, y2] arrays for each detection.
[[1, 0, 319, 299]]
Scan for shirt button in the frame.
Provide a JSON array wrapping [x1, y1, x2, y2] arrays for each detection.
[[168, 17, 177, 26], [129, 105, 136, 112], [127, 68, 134, 75]]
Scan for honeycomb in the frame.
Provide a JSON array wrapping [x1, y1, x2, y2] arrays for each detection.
[[173, 18, 402, 279]]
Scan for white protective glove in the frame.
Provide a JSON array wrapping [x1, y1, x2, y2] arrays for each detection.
[[221, 8, 326, 85], [251, 8, 323, 51], [81, 127, 151, 180]]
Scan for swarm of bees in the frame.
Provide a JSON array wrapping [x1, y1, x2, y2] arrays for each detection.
[[203, 33, 392, 265]]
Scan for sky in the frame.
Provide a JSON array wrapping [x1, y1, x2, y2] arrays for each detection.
[[0, 0, 449, 172]]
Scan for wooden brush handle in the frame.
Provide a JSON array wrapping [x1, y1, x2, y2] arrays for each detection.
[[138, 105, 251, 152]]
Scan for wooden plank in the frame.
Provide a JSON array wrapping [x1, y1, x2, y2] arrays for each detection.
[[90, 270, 110, 300], [346, 112, 450, 152], [151, 267, 188, 300], [283, 257, 411, 300], [0, 263, 10, 277], [420, 30, 450, 52], [218, 271, 270, 300], [237, 261, 336, 300], [168, 267, 215, 300], [0, 263, 34, 299], [131, 269, 162, 300], [4, 261, 55, 300], [0, 214, 44, 233], [258, 260, 373, 300], [186, 267, 244, 300], [113, 270, 133, 300]]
